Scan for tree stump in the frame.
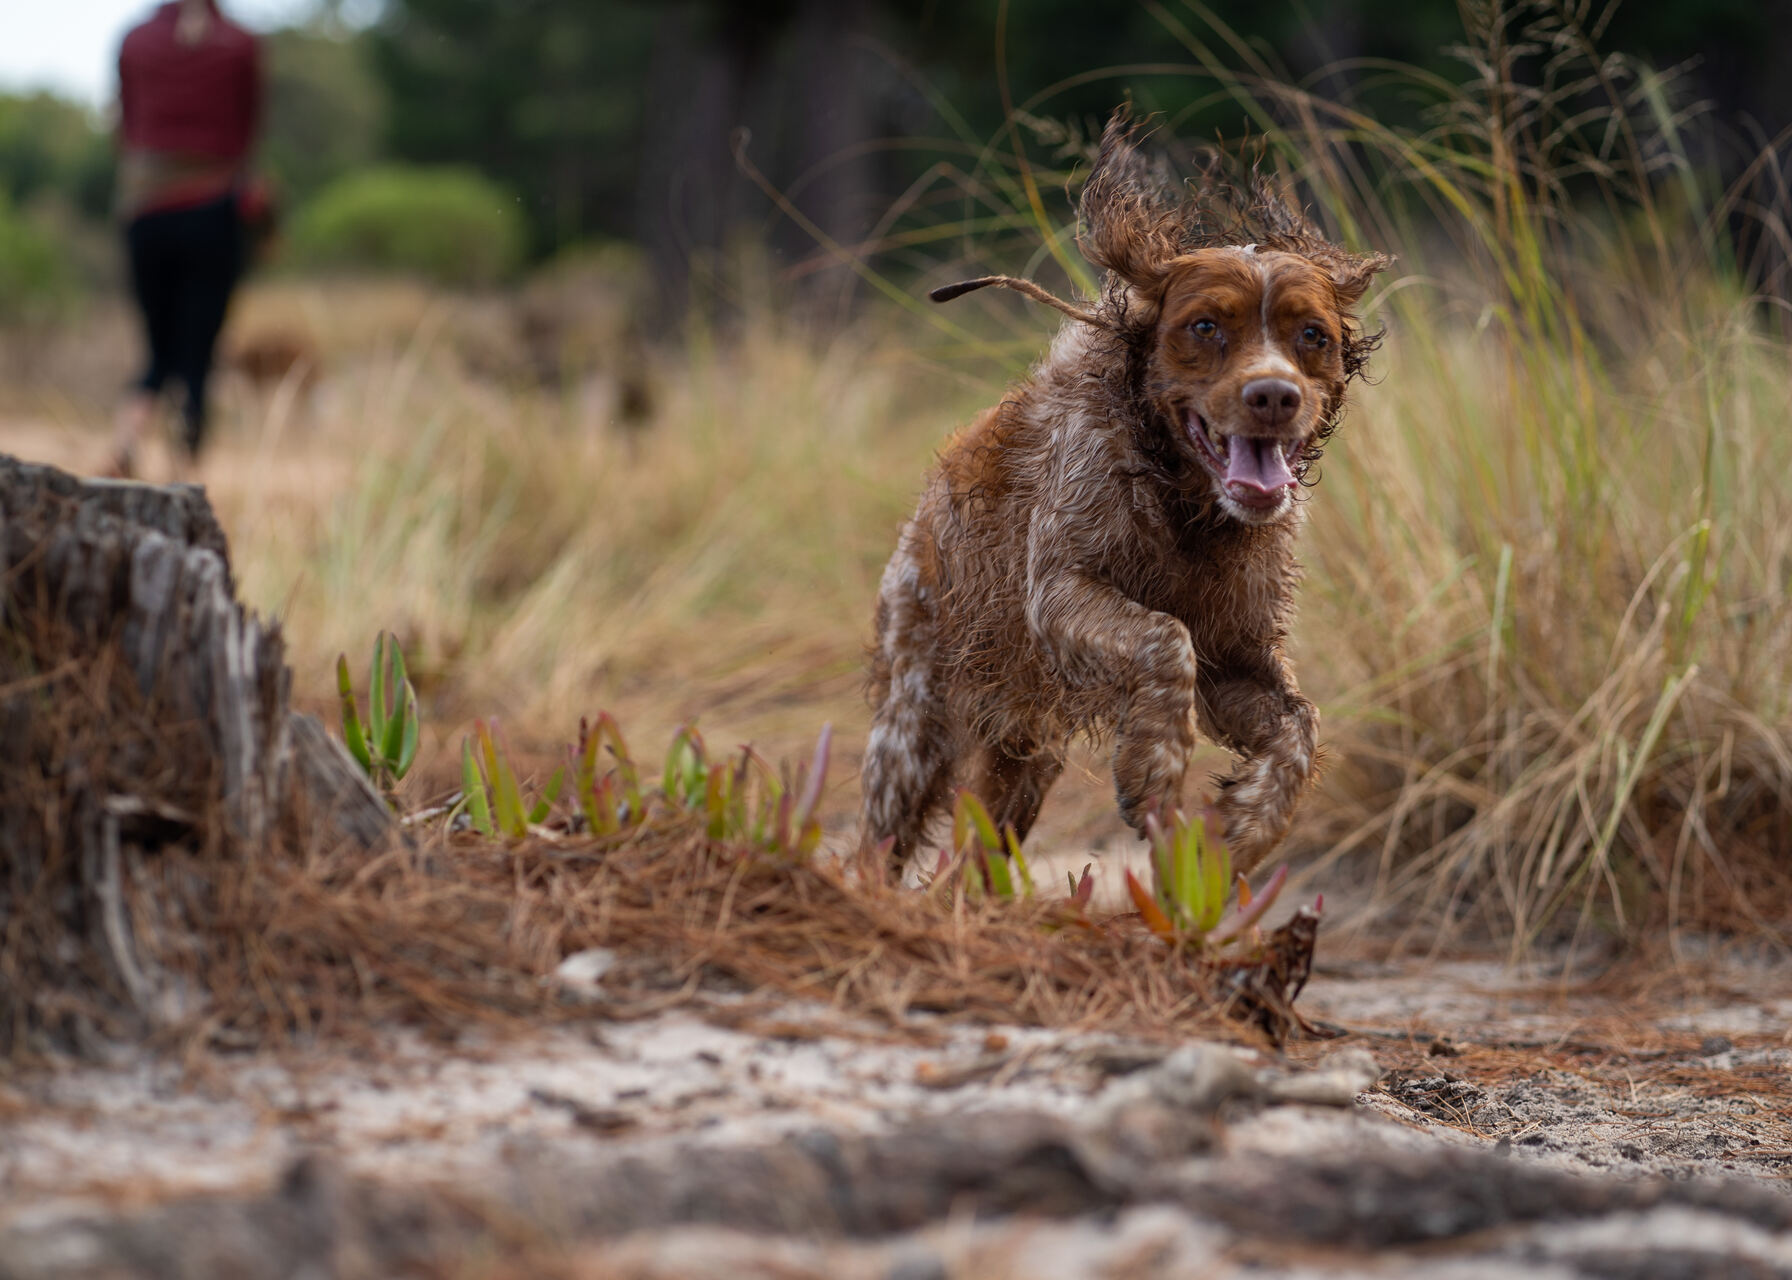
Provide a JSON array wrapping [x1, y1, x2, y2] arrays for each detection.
[[0, 455, 393, 1053]]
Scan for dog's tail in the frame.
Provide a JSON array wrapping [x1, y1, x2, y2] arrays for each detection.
[[928, 276, 1106, 328]]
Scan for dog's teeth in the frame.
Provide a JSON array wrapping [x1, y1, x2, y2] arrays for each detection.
[[1213, 431, 1229, 459]]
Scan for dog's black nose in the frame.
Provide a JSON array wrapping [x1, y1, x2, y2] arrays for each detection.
[[1241, 378, 1302, 428]]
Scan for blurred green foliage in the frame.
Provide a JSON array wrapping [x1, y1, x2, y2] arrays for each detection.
[[0, 92, 113, 220], [0, 194, 75, 320], [360, 0, 1789, 303], [262, 26, 385, 210], [286, 163, 525, 285]]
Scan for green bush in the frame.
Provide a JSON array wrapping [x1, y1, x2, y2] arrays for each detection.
[[288, 165, 525, 286], [0, 91, 113, 220], [0, 195, 73, 321]]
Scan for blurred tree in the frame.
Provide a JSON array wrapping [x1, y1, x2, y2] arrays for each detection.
[[362, 0, 1792, 304], [261, 26, 386, 209], [0, 93, 113, 221], [371, 0, 659, 256]]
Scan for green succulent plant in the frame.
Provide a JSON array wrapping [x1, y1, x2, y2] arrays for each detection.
[[337, 631, 420, 797]]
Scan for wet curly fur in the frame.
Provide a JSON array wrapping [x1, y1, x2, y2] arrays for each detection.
[[859, 111, 1391, 876]]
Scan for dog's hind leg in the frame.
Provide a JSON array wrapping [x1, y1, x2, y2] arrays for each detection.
[[858, 532, 956, 874], [961, 736, 1066, 847]]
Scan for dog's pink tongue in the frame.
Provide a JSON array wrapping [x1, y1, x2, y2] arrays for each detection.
[[1224, 437, 1297, 493]]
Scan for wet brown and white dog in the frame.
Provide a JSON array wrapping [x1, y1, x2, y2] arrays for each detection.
[[859, 113, 1390, 876]]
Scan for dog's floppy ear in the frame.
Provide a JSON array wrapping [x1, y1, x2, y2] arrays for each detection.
[[1322, 248, 1392, 309], [1241, 175, 1391, 308], [1077, 108, 1185, 292]]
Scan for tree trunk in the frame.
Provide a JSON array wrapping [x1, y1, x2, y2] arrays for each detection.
[[0, 455, 392, 1053]]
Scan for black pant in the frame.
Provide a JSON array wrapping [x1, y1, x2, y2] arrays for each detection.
[[126, 194, 244, 456]]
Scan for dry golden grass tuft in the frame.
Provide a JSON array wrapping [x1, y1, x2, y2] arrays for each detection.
[[15, 801, 1316, 1057]]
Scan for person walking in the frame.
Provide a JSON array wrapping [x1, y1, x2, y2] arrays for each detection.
[[109, 0, 262, 476]]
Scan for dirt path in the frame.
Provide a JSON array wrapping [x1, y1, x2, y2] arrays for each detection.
[[4, 947, 1788, 1278]]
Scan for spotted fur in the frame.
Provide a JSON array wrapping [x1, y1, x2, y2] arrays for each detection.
[[860, 112, 1390, 875]]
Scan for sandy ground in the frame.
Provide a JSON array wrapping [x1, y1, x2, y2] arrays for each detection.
[[4, 945, 1789, 1278]]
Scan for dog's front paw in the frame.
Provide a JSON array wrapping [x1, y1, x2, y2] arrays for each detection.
[[1214, 756, 1297, 872], [1116, 789, 1153, 834], [1112, 721, 1195, 834]]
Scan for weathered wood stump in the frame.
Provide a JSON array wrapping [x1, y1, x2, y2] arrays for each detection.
[[0, 455, 392, 1053]]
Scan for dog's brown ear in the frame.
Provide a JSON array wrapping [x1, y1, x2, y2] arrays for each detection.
[[1077, 108, 1185, 292], [1242, 174, 1392, 309], [1325, 249, 1393, 309]]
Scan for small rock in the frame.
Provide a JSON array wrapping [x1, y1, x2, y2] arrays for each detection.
[[1264, 1048, 1382, 1107], [1095, 1098, 1218, 1163], [1087, 1044, 1258, 1153], [529, 1088, 637, 1134], [1145, 1044, 1264, 1112], [886, 1253, 948, 1280], [1700, 1034, 1734, 1056], [553, 948, 618, 998]]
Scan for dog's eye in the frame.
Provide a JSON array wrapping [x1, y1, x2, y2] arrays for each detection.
[[1301, 325, 1329, 348], [1190, 319, 1218, 338]]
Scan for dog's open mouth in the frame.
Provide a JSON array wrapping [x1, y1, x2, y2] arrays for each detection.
[[1187, 411, 1303, 510]]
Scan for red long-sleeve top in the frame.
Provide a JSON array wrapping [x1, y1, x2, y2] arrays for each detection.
[[117, 2, 261, 216]]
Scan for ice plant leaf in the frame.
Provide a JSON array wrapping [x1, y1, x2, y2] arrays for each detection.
[[493, 735, 527, 837], [336, 653, 372, 774], [396, 679, 420, 778], [1003, 825, 1034, 897], [378, 635, 409, 767], [586, 775, 620, 836], [984, 846, 1015, 898], [368, 633, 389, 753], [528, 763, 566, 826], [460, 736, 493, 836], [773, 789, 793, 852], [789, 723, 832, 854], [1208, 865, 1289, 944], [953, 790, 1001, 855], [1144, 810, 1179, 923], [1071, 862, 1095, 908], [663, 724, 707, 808], [1125, 868, 1177, 941], [1198, 812, 1231, 933], [479, 719, 523, 838], [1175, 810, 1203, 928], [575, 715, 601, 798], [705, 761, 731, 840]]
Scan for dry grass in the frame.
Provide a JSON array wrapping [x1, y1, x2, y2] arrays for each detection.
[[4, 4, 1791, 958], [9, 764, 1314, 1058], [214, 819, 1311, 1043], [0, 591, 1311, 1055]]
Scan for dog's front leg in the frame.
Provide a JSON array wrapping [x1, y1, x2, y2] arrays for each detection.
[[1026, 565, 1197, 832], [1197, 659, 1319, 872]]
